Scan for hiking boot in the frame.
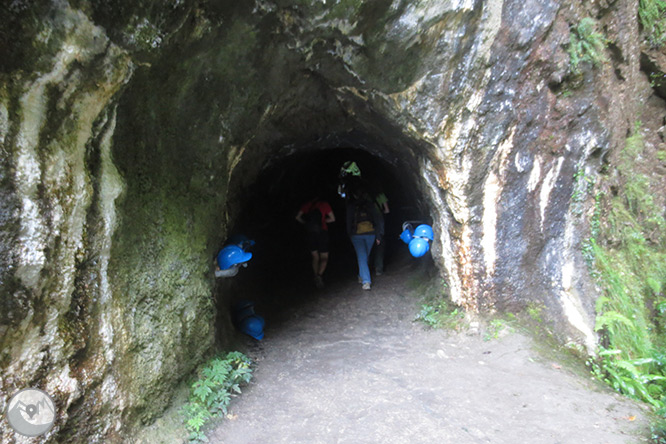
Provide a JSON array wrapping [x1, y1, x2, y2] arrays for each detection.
[[362, 282, 371, 291], [314, 275, 324, 289]]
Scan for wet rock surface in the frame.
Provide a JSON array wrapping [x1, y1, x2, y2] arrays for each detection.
[[213, 267, 648, 444]]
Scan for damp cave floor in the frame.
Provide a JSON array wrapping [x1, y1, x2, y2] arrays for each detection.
[[201, 261, 652, 444], [114, 256, 650, 444]]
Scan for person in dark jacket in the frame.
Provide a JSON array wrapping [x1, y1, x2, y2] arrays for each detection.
[[345, 187, 384, 290]]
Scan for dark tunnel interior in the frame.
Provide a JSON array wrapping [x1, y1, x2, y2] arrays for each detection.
[[107, 51, 443, 347], [216, 147, 435, 342]]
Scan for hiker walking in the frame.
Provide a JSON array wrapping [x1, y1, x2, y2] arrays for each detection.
[[346, 185, 384, 291], [338, 160, 390, 276], [295, 196, 335, 288], [371, 189, 389, 275]]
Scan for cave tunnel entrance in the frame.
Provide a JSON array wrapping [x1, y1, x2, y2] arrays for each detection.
[[108, 52, 445, 354], [217, 145, 436, 343]]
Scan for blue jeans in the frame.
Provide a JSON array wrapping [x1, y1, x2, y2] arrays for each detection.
[[351, 234, 375, 284]]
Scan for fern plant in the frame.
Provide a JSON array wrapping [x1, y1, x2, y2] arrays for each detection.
[[589, 348, 666, 409], [639, 0, 666, 47], [414, 301, 466, 331], [569, 18, 607, 72], [415, 303, 440, 328], [587, 124, 666, 438], [181, 351, 253, 442]]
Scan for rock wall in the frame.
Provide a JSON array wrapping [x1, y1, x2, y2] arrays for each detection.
[[0, 4, 137, 442], [0, 0, 663, 442]]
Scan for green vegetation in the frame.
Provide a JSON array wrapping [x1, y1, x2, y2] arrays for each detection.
[[181, 352, 253, 443], [410, 272, 552, 342], [478, 302, 552, 343], [411, 275, 467, 331], [652, 418, 666, 444], [483, 317, 514, 342], [568, 18, 607, 72], [414, 301, 466, 331], [586, 123, 666, 434], [639, 0, 666, 47]]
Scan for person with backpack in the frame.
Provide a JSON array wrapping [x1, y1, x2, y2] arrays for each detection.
[[295, 196, 335, 288], [337, 160, 390, 276], [345, 186, 384, 291]]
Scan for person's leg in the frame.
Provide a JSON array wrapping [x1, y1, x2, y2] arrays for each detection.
[[374, 240, 385, 275], [351, 234, 373, 285], [362, 234, 375, 282], [307, 231, 320, 277], [318, 252, 329, 276], [311, 250, 324, 288], [317, 231, 330, 276], [310, 251, 320, 277]]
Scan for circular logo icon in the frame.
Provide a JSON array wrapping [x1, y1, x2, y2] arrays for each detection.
[[5, 388, 56, 437]]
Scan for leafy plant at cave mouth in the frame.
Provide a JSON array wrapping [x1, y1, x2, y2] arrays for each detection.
[[414, 299, 467, 331], [415, 303, 441, 328], [639, 0, 666, 47], [412, 277, 467, 331], [587, 123, 666, 431], [568, 18, 608, 72], [181, 351, 253, 443], [483, 317, 515, 342]]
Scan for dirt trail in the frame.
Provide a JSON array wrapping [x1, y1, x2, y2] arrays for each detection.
[[211, 267, 650, 444]]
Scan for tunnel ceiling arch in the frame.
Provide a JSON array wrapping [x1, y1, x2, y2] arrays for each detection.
[[109, 9, 443, 239]]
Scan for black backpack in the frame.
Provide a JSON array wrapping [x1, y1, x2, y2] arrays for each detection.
[[304, 207, 323, 233], [354, 199, 375, 234]]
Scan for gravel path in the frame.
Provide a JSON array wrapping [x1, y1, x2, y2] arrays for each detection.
[[211, 267, 650, 444]]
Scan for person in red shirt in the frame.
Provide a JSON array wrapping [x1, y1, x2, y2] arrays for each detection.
[[295, 197, 335, 288]]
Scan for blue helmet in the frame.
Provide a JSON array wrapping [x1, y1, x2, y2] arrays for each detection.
[[409, 237, 430, 258], [227, 234, 255, 249], [241, 315, 265, 340], [399, 227, 413, 244], [413, 224, 434, 241], [217, 245, 253, 270]]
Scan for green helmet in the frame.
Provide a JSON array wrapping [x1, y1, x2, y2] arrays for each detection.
[[340, 161, 361, 177]]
